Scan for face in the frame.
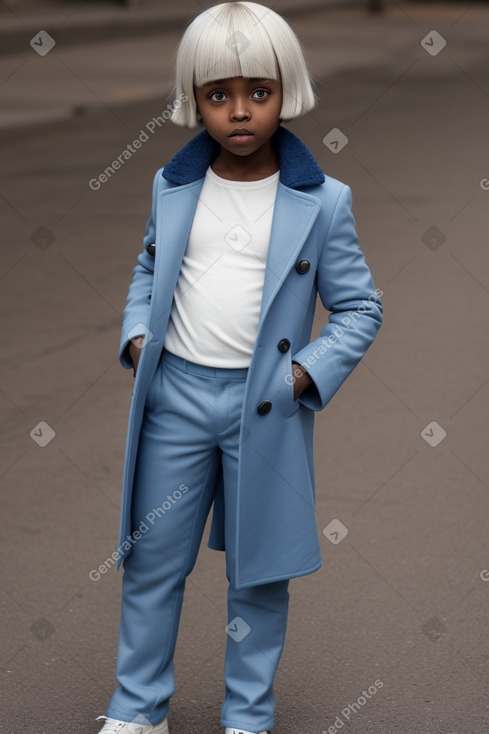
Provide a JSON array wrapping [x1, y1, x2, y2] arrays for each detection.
[[194, 74, 283, 159]]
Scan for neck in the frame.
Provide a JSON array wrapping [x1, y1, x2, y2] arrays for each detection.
[[211, 139, 279, 181]]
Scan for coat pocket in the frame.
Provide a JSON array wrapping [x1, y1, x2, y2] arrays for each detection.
[[285, 352, 301, 418]]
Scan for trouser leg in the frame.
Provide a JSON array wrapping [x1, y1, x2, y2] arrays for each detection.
[[221, 580, 290, 732], [106, 353, 222, 725], [217, 381, 290, 732]]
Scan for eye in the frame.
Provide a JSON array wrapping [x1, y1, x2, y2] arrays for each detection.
[[252, 88, 270, 99], [209, 90, 227, 101]]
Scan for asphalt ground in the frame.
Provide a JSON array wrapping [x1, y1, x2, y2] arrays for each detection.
[[1, 2, 489, 733]]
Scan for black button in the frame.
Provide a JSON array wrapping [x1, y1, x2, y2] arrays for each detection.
[[257, 401, 272, 415], [295, 259, 310, 274], [146, 243, 156, 256], [278, 338, 290, 353]]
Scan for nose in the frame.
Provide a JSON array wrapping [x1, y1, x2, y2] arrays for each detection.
[[230, 95, 250, 121]]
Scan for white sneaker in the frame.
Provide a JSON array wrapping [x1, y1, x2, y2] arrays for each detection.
[[224, 728, 268, 734], [95, 715, 169, 734]]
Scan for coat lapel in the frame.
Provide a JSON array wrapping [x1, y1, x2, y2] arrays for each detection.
[[150, 179, 205, 335], [257, 184, 320, 329]]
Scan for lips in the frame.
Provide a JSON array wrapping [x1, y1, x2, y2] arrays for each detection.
[[229, 129, 253, 136]]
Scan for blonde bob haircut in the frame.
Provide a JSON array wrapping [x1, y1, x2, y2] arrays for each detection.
[[169, 1, 317, 128]]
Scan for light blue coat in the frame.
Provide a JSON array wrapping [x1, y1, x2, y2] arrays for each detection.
[[115, 125, 383, 588]]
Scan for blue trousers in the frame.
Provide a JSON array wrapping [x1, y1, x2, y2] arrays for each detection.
[[106, 349, 290, 731]]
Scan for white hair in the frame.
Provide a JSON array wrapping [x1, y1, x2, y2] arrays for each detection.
[[169, 1, 318, 128]]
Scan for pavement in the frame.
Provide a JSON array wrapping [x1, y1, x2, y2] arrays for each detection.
[[1, 2, 489, 733]]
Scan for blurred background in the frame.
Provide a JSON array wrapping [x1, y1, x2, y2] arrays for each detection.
[[1, 0, 489, 732]]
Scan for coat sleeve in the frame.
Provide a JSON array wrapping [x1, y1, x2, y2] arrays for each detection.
[[292, 183, 383, 411], [118, 168, 163, 369]]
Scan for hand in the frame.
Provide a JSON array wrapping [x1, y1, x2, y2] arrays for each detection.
[[292, 362, 313, 400], [129, 335, 145, 375]]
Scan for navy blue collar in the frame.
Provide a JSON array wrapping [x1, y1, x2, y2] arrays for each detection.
[[162, 125, 325, 189]]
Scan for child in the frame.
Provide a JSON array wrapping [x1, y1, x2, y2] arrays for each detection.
[[96, 2, 383, 733]]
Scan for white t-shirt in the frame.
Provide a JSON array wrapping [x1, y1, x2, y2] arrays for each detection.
[[163, 164, 280, 367]]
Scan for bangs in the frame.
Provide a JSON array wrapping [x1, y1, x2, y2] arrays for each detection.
[[193, 5, 279, 87]]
